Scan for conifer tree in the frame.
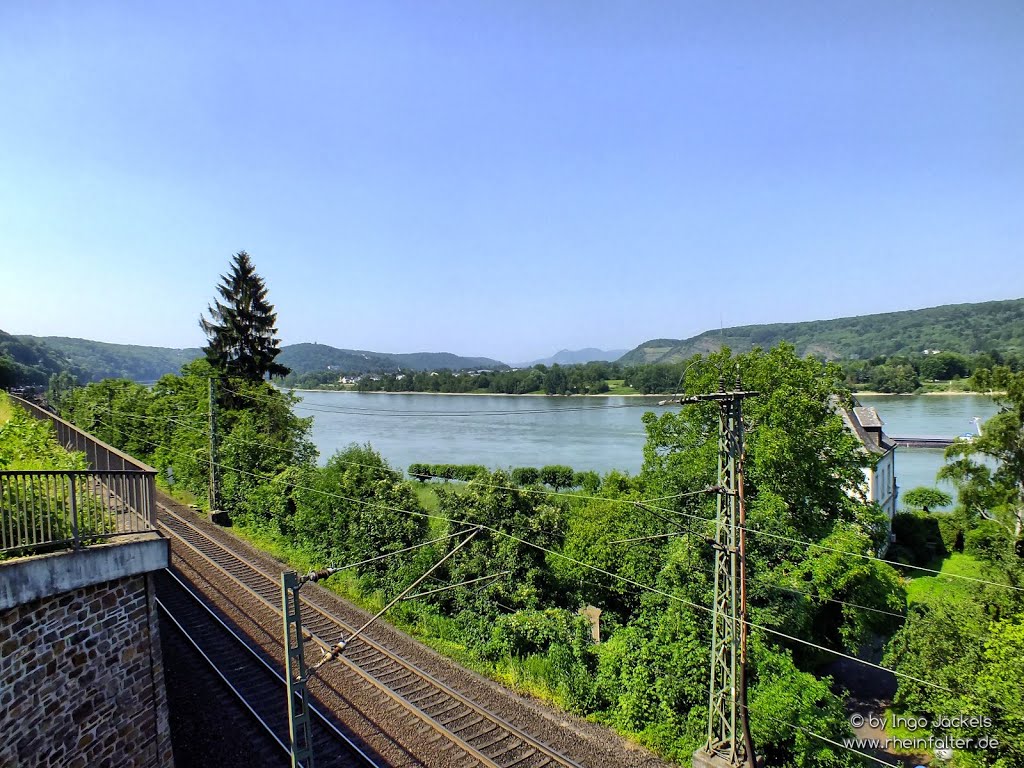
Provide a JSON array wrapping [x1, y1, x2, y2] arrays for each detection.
[[199, 252, 290, 381]]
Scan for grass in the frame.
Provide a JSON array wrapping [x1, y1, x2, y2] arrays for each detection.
[[916, 379, 973, 393], [157, 479, 204, 510], [410, 482, 441, 513], [604, 379, 638, 395], [904, 552, 991, 607], [0, 393, 13, 425], [408, 480, 472, 512]]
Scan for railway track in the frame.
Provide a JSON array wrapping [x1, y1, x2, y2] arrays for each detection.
[[155, 567, 380, 768], [157, 503, 584, 768]]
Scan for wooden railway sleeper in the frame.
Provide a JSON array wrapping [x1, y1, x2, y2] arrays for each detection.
[[429, 701, 466, 720], [500, 748, 540, 768], [376, 670, 414, 685], [489, 742, 530, 762], [393, 681, 433, 698], [413, 691, 454, 709], [437, 709, 477, 728], [473, 731, 516, 751], [449, 715, 485, 734]]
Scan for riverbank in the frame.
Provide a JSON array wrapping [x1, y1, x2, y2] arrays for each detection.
[[292, 387, 1004, 399], [286, 388, 657, 398], [852, 389, 1003, 397]]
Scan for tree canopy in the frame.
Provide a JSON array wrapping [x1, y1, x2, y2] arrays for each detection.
[[199, 252, 289, 382]]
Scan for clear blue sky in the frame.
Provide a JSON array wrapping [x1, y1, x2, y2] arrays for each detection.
[[1, 2, 1021, 363]]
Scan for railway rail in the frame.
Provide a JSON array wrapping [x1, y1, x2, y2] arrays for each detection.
[[157, 502, 584, 768], [155, 567, 380, 768]]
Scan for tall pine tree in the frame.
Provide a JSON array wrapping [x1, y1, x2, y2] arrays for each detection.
[[199, 252, 290, 381]]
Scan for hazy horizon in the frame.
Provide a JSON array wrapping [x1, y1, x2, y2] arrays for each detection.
[[8, 293, 1023, 366], [3, 3, 1021, 362]]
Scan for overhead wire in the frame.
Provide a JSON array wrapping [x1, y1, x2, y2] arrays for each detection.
[[225, 382, 670, 417], [740, 704, 901, 768], [636, 499, 1024, 594], [96, 403, 1020, 621], [86, 391, 1015, 761], [93, 403, 1011, 628], [92, 415, 970, 696]]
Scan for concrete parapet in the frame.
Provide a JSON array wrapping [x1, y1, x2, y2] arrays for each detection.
[[0, 534, 173, 767], [0, 533, 168, 612]]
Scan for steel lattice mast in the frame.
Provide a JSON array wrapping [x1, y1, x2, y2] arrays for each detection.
[[665, 383, 758, 768], [698, 387, 756, 768]]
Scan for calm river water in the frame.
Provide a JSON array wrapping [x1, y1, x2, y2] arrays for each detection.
[[296, 390, 999, 507], [856, 393, 998, 506]]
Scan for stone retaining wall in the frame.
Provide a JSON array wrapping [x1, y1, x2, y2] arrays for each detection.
[[0, 572, 174, 767]]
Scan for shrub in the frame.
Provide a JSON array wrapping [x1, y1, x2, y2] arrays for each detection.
[[890, 512, 946, 565], [483, 608, 592, 660], [429, 464, 456, 481], [511, 466, 540, 486], [574, 471, 601, 493], [452, 464, 487, 482], [964, 519, 1012, 563], [540, 465, 577, 491], [408, 463, 432, 482]]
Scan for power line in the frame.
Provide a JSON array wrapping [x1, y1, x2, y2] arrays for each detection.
[[615, 517, 907, 621], [742, 705, 901, 768], [227, 382, 669, 417], [639, 500, 1024, 594], [90, 421, 966, 696], [756, 580, 906, 621], [93, 404, 1006, 624], [95, 404, 1022, 611], [113, 393, 1024, 594]]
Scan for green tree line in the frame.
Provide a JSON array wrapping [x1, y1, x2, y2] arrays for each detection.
[[56, 343, 931, 766]]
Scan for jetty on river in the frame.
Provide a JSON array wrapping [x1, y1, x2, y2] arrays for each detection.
[[892, 436, 956, 448]]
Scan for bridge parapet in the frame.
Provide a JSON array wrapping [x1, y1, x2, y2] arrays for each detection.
[[2, 395, 156, 557]]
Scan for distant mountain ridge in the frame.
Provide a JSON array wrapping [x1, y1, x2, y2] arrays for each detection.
[[620, 297, 1024, 364], [3, 334, 508, 385], [519, 348, 630, 367], [278, 343, 507, 375]]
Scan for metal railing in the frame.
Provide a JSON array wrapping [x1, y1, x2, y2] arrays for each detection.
[[10, 395, 156, 473], [1, 395, 157, 556], [1, 470, 156, 555]]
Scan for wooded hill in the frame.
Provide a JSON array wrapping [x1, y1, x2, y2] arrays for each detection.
[[620, 297, 1024, 364], [1, 333, 508, 387], [0, 331, 84, 386], [19, 335, 202, 382], [277, 343, 507, 375]]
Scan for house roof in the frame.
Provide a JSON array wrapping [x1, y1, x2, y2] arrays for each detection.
[[853, 406, 884, 429], [831, 397, 895, 456]]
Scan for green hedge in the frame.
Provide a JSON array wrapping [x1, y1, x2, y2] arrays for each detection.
[[890, 511, 947, 566]]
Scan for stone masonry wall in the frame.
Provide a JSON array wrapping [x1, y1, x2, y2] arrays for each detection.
[[0, 574, 174, 768]]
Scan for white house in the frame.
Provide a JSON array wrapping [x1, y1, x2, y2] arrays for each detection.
[[838, 401, 898, 521]]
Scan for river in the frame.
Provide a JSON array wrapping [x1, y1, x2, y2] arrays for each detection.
[[855, 393, 998, 507], [296, 390, 999, 508]]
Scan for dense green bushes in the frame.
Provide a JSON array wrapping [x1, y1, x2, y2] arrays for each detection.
[[60, 344, 1024, 765], [0, 392, 98, 556], [0, 392, 84, 472], [408, 462, 600, 493], [407, 463, 487, 482], [890, 511, 948, 565]]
